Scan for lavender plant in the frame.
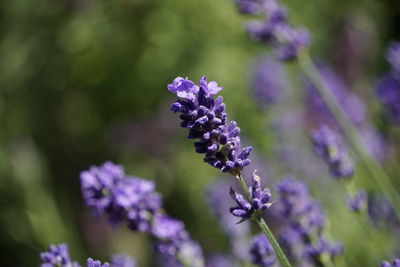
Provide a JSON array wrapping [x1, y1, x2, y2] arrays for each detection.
[[168, 76, 292, 266], [80, 161, 204, 267], [40, 243, 136, 267], [378, 43, 400, 124], [275, 176, 342, 266], [230, 0, 400, 222], [381, 259, 400, 267]]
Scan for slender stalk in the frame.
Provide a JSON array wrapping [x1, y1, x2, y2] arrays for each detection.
[[297, 51, 400, 221], [237, 174, 292, 267]]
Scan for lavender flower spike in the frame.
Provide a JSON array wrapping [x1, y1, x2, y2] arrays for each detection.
[[347, 190, 367, 213], [387, 42, 400, 76], [40, 244, 80, 267], [249, 233, 276, 267], [311, 125, 354, 179], [381, 259, 400, 267], [168, 76, 252, 176], [230, 171, 272, 221], [87, 258, 110, 267]]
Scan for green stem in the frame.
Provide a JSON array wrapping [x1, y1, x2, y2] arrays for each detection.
[[237, 174, 292, 267], [297, 51, 400, 221]]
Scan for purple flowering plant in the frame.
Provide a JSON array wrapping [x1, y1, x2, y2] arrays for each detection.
[[34, 0, 400, 266]]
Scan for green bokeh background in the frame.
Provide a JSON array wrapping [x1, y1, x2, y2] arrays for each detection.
[[0, 0, 399, 266]]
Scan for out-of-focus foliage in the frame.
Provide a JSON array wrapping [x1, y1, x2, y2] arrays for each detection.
[[0, 0, 399, 266]]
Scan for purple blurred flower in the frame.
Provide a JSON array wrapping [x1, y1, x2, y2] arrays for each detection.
[[87, 258, 109, 267], [387, 42, 400, 76], [311, 125, 354, 179], [80, 161, 125, 215], [233, 0, 266, 14], [275, 176, 342, 264], [168, 76, 252, 175], [381, 259, 400, 267], [113, 177, 162, 231], [40, 244, 80, 267], [110, 255, 136, 267], [152, 214, 189, 255], [81, 162, 204, 266], [305, 238, 343, 265], [81, 163, 162, 230], [347, 190, 367, 213], [306, 64, 366, 128], [245, 0, 310, 61], [251, 56, 287, 107], [377, 74, 400, 124], [249, 233, 276, 267], [229, 171, 272, 222], [205, 254, 234, 267]]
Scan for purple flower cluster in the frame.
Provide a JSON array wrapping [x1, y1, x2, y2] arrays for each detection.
[[168, 76, 252, 176], [80, 162, 203, 265], [387, 42, 400, 76], [205, 254, 234, 267], [40, 243, 136, 267], [229, 171, 272, 222], [40, 244, 80, 267], [275, 176, 342, 265], [80, 161, 161, 231], [311, 125, 354, 179], [347, 190, 367, 213], [377, 42, 400, 124], [249, 233, 276, 267], [381, 259, 400, 267], [236, 0, 311, 60]]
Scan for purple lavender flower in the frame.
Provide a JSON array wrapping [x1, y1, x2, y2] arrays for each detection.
[[229, 171, 272, 221], [347, 190, 367, 212], [81, 162, 204, 266], [387, 42, 400, 76], [233, 0, 266, 14], [87, 258, 110, 267], [377, 74, 400, 124], [80, 161, 125, 215], [152, 214, 189, 255], [251, 56, 287, 107], [381, 259, 400, 267], [113, 177, 162, 231], [110, 255, 136, 267], [275, 176, 342, 264], [305, 238, 343, 265], [40, 244, 80, 267], [245, 0, 310, 61], [167, 77, 199, 99], [249, 233, 276, 267], [306, 64, 367, 128], [168, 76, 252, 175], [207, 179, 250, 237], [81, 163, 162, 230], [311, 126, 354, 179]]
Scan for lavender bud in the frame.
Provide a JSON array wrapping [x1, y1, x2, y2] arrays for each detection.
[[87, 258, 110, 267], [347, 190, 367, 213], [40, 244, 80, 267], [381, 259, 400, 267], [311, 126, 354, 179], [249, 233, 276, 267], [229, 171, 272, 221]]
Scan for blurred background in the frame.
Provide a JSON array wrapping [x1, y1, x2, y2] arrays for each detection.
[[1, 0, 400, 266]]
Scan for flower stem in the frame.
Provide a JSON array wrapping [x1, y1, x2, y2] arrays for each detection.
[[297, 51, 400, 221], [237, 174, 292, 267]]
